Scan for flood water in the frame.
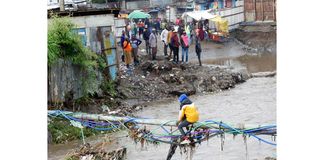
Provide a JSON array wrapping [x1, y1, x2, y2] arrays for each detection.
[[48, 40, 276, 160]]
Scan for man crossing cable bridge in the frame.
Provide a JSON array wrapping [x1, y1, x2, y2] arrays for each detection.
[[176, 94, 200, 144]]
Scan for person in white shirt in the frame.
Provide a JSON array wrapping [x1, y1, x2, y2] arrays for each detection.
[[160, 26, 169, 57]]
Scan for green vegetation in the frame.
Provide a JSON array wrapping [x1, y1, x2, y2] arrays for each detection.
[[48, 118, 100, 144], [48, 15, 97, 67], [48, 15, 113, 96], [101, 80, 117, 97], [92, 0, 106, 4]]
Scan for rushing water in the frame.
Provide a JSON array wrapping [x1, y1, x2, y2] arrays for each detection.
[[48, 40, 276, 160], [48, 76, 276, 160]]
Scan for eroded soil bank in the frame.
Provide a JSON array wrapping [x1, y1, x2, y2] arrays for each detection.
[[231, 23, 276, 53], [116, 55, 250, 112]]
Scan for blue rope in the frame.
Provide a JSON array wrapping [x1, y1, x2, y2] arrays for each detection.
[[48, 110, 276, 146]]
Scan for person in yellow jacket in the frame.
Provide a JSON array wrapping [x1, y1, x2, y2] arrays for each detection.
[[176, 94, 199, 144]]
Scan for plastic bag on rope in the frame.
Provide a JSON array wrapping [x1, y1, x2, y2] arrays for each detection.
[[70, 120, 84, 129]]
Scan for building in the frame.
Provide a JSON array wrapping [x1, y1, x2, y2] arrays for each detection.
[[47, 8, 126, 102], [244, 0, 276, 22]]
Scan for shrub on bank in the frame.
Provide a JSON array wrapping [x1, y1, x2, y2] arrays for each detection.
[[48, 118, 100, 144]]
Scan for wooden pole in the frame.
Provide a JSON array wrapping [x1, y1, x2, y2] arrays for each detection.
[[273, 0, 276, 22], [261, 0, 264, 21], [254, 0, 257, 21], [187, 146, 192, 160]]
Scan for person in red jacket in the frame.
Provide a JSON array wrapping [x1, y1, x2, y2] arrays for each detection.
[[170, 29, 180, 64]]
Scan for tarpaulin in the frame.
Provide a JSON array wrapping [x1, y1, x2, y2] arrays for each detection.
[[182, 10, 218, 21]]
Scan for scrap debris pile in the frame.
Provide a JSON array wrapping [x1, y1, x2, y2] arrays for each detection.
[[65, 142, 127, 160]]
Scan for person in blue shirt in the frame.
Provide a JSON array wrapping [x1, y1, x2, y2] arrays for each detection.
[[131, 34, 142, 65], [143, 26, 151, 55]]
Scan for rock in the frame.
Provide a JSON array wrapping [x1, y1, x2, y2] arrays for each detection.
[[169, 84, 196, 96], [251, 71, 276, 78], [101, 105, 110, 112], [109, 109, 121, 115], [211, 76, 217, 82]]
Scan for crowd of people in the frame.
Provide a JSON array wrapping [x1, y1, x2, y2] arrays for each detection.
[[120, 17, 210, 71]]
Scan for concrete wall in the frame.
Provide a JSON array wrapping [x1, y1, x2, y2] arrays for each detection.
[[70, 14, 115, 28], [48, 59, 104, 103]]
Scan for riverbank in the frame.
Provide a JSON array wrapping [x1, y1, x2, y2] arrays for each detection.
[[231, 23, 277, 53], [48, 54, 252, 144]]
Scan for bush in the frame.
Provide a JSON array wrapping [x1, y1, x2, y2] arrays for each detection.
[[48, 118, 100, 144], [48, 15, 97, 67], [101, 80, 117, 97]]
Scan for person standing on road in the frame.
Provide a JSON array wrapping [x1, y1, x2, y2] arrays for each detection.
[[143, 26, 151, 55], [120, 30, 126, 62], [133, 23, 138, 37], [171, 29, 180, 64], [167, 27, 174, 60], [160, 26, 169, 57], [149, 28, 158, 60], [180, 30, 189, 64], [195, 32, 202, 66], [138, 20, 145, 39], [131, 34, 142, 66], [122, 38, 132, 68], [176, 94, 199, 144], [156, 18, 161, 35]]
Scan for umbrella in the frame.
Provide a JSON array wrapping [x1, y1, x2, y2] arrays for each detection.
[[128, 10, 151, 19]]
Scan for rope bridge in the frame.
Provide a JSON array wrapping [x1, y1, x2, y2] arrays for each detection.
[[48, 110, 276, 147]]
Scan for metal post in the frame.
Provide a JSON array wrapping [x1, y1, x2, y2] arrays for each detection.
[[169, 6, 171, 22], [273, 0, 276, 22], [59, 0, 65, 12], [261, 0, 264, 21], [254, 0, 257, 21], [187, 146, 192, 160]]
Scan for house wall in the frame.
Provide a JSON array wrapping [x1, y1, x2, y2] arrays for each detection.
[[66, 14, 116, 49], [244, 0, 276, 22], [125, 0, 149, 10], [150, 0, 172, 8], [48, 14, 119, 103]]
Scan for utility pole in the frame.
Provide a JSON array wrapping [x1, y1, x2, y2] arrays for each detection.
[[59, 0, 65, 12]]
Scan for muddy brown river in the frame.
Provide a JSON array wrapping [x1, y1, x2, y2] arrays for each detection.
[[48, 40, 276, 160]]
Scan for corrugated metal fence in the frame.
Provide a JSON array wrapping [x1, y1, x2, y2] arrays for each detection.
[[244, 0, 276, 22]]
